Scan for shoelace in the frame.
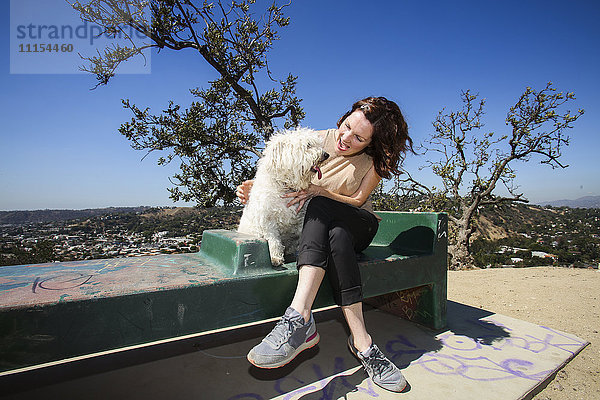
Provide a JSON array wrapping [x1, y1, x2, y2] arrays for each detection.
[[266, 315, 301, 347], [363, 346, 393, 377]]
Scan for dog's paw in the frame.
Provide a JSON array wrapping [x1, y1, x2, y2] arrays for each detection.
[[270, 253, 285, 267]]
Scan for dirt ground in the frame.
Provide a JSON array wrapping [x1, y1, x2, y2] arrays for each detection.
[[448, 267, 600, 400]]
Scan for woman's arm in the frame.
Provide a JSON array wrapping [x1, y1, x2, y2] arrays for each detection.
[[284, 166, 382, 212]]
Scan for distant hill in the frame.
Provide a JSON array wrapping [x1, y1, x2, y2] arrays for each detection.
[[0, 206, 152, 225], [539, 195, 600, 209]]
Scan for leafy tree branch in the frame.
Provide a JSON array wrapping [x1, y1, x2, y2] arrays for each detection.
[[70, 0, 304, 206]]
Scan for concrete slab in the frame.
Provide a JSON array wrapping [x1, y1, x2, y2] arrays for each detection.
[[2, 301, 588, 400]]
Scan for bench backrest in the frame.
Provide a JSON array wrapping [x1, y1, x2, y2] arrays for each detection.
[[371, 212, 443, 256]]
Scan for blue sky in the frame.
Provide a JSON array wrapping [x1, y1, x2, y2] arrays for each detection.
[[1, 0, 599, 211]]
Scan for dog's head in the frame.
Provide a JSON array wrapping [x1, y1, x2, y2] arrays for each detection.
[[259, 128, 329, 190]]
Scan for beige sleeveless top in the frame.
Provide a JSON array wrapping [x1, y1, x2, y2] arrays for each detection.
[[311, 129, 381, 220]]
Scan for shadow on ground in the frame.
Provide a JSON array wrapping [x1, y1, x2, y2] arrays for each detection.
[[2, 302, 517, 400]]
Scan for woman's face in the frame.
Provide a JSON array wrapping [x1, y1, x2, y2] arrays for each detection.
[[335, 110, 373, 156]]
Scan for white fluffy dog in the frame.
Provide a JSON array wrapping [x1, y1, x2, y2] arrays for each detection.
[[238, 128, 329, 266]]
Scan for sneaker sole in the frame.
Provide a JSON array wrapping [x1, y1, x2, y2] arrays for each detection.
[[247, 331, 320, 369]]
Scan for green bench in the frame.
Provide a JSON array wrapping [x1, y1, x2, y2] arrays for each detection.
[[0, 211, 447, 375]]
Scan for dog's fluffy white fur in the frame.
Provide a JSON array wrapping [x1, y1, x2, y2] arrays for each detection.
[[237, 128, 328, 266]]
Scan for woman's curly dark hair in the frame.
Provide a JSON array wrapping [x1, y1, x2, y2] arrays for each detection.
[[337, 96, 413, 179]]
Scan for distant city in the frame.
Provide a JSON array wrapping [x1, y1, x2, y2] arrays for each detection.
[[0, 199, 599, 269], [0, 207, 241, 267]]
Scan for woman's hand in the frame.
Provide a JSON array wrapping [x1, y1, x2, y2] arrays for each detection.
[[283, 184, 325, 213], [236, 180, 254, 204]]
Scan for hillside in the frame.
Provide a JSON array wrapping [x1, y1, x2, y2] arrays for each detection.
[[0, 207, 151, 225], [470, 202, 599, 268], [0, 207, 243, 267], [1, 203, 598, 269], [540, 195, 600, 208]]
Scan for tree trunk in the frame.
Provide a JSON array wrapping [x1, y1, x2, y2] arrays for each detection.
[[448, 199, 478, 270]]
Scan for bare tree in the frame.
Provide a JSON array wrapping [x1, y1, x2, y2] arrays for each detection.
[[70, 0, 303, 206], [383, 82, 584, 269]]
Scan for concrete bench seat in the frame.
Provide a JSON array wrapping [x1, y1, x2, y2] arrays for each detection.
[[0, 211, 447, 375]]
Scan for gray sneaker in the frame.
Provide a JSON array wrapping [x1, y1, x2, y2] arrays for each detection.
[[348, 335, 407, 392], [247, 307, 320, 369]]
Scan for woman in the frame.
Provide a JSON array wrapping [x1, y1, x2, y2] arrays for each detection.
[[235, 96, 413, 393]]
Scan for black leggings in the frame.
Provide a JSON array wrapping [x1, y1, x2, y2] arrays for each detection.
[[296, 196, 379, 306]]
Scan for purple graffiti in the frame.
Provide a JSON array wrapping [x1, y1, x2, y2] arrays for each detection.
[[413, 353, 553, 382], [227, 315, 588, 397], [275, 357, 379, 400], [384, 319, 587, 382]]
